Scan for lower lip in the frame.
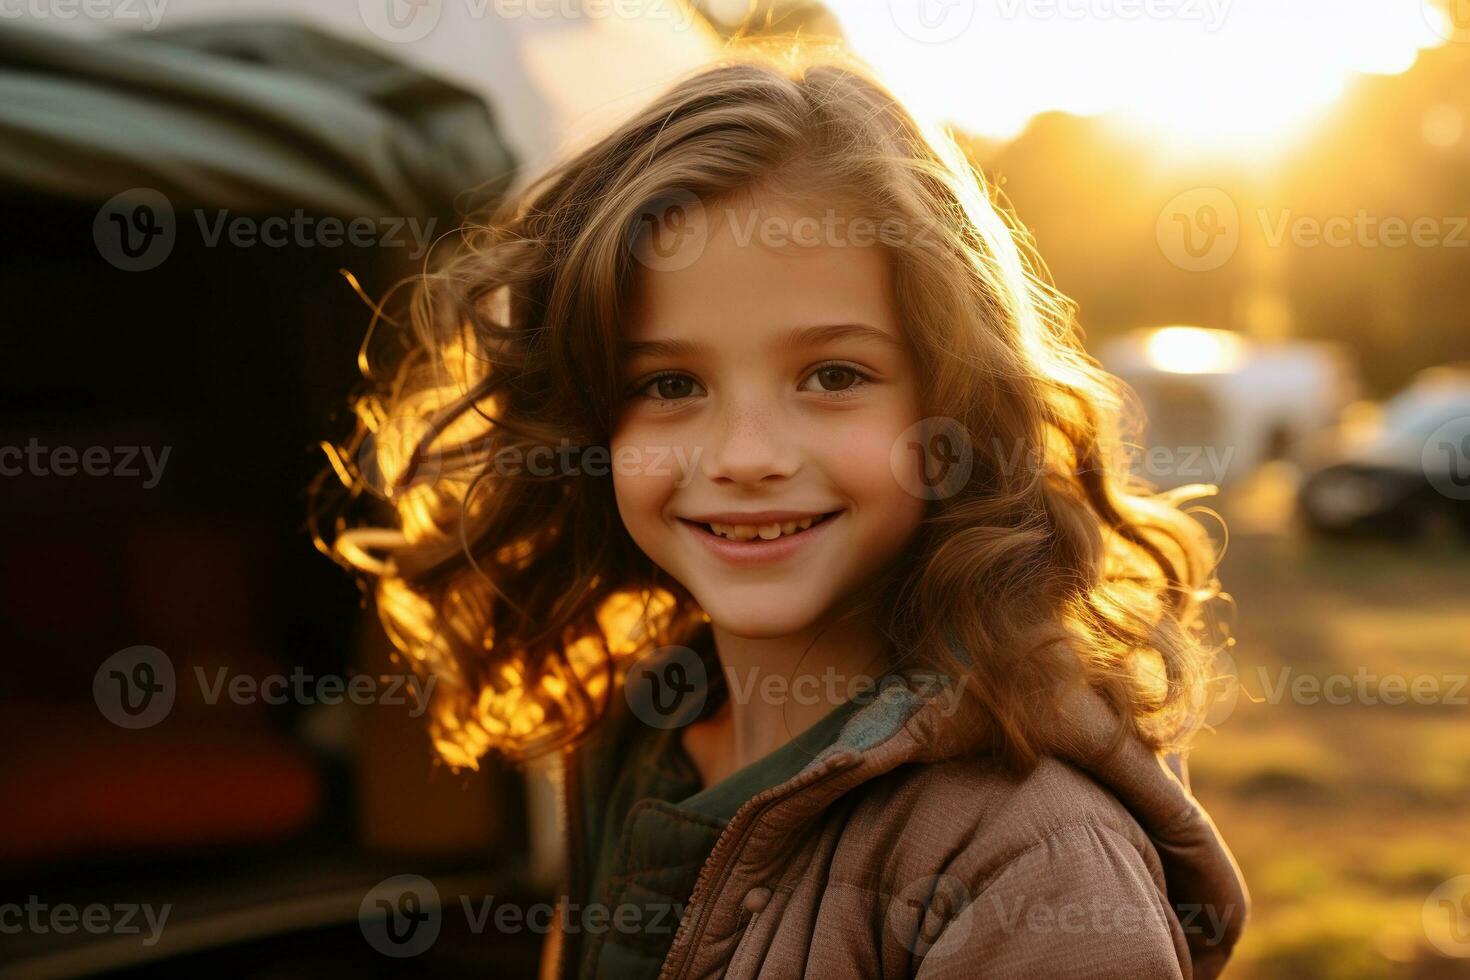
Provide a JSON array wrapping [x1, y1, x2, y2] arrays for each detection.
[[679, 513, 841, 566]]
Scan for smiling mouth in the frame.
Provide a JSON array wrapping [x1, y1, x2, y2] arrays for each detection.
[[680, 511, 840, 542]]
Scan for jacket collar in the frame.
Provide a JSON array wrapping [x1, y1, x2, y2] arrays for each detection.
[[717, 673, 1249, 976]]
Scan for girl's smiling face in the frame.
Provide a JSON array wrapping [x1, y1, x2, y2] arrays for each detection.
[[611, 190, 927, 639]]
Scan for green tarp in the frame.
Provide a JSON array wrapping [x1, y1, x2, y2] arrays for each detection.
[[0, 19, 515, 221]]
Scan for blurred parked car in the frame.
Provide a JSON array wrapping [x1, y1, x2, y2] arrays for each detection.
[[1098, 326, 1358, 488], [1297, 365, 1470, 541]]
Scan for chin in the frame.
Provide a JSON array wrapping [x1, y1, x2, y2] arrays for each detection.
[[695, 589, 836, 640]]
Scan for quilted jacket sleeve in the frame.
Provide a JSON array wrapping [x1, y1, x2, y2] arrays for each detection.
[[914, 822, 1192, 980]]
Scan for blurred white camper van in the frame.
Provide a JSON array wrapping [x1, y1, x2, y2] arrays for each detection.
[[1097, 327, 1358, 489]]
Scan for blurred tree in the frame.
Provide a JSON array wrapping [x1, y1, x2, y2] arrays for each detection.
[[1281, 43, 1470, 395], [962, 44, 1470, 397]]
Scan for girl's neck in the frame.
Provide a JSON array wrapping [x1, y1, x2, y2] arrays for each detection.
[[692, 609, 889, 779]]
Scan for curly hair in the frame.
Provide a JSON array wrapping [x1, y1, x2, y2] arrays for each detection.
[[311, 51, 1227, 773]]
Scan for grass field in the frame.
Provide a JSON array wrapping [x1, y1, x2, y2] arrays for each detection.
[[1187, 483, 1470, 979]]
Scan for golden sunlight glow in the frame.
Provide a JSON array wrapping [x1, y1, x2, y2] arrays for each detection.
[[597, 589, 676, 656], [836, 2, 1448, 160], [1144, 326, 1246, 374], [332, 528, 408, 577]]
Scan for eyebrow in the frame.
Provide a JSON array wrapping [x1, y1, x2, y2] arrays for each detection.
[[619, 322, 905, 360]]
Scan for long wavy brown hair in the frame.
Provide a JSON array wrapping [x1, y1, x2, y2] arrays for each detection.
[[311, 51, 1227, 773]]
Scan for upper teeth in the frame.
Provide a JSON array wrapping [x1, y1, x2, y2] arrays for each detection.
[[707, 516, 817, 541]]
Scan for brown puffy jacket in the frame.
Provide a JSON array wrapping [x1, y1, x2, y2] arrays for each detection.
[[544, 676, 1249, 979]]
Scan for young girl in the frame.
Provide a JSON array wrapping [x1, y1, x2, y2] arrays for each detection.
[[322, 53, 1248, 979]]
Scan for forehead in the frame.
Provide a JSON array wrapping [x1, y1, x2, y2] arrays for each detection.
[[624, 190, 901, 345]]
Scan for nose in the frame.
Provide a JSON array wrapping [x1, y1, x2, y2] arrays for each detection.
[[700, 401, 800, 486]]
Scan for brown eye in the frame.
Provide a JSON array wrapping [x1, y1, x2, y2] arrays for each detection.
[[798, 362, 872, 397], [638, 373, 703, 401], [813, 366, 858, 391], [656, 376, 693, 399]]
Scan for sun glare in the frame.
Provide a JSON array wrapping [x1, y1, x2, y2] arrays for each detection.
[[836, 0, 1448, 160]]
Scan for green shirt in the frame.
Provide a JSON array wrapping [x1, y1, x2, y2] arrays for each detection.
[[574, 635, 863, 980]]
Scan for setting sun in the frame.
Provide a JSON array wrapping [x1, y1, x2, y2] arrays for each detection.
[[836, 0, 1449, 160]]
